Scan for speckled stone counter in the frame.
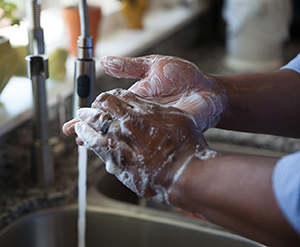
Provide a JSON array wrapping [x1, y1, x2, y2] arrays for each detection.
[[0, 138, 102, 230]]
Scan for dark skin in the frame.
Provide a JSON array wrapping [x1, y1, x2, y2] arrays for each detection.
[[63, 55, 300, 246], [215, 69, 300, 137], [171, 155, 298, 247]]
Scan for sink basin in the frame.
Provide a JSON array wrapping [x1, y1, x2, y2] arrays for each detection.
[[96, 171, 140, 205], [0, 205, 263, 247]]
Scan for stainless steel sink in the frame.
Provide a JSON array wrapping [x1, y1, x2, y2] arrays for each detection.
[[0, 205, 264, 247]]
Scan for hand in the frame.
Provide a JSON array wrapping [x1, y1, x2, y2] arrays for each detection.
[[63, 89, 215, 203], [100, 55, 228, 131]]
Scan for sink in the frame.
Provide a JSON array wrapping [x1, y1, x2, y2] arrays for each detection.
[[96, 171, 140, 205], [0, 205, 264, 247]]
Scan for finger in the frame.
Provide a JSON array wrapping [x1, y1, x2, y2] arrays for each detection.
[[75, 121, 122, 175], [92, 90, 134, 120], [104, 89, 157, 111], [75, 121, 108, 152], [76, 136, 84, 145], [77, 107, 112, 134], [62, 118, 80, 136], [129, 76, 167, 98], [128, 78, 153, 97], [128, 58, 176, 97], [100, 56, 152, 79]]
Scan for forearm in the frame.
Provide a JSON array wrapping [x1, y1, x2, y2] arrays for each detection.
[[169, 154, 300, 246], [213, 69, 300, 137]]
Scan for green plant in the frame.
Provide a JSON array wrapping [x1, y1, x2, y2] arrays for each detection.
[[0, 0, 20, 27]]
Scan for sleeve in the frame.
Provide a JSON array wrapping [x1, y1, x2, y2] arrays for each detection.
[[280, 53, 300, 74], [272, 151, 300, 237]]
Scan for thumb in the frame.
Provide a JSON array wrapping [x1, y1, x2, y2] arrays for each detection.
[[100, 56, 152, 79]]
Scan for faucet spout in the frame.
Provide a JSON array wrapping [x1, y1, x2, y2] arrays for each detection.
[[26, 55, 54, 187], [73, 0, 95, 117]]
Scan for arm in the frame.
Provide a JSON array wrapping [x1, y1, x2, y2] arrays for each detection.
[[215, 69, 300, 137], [170, 154, 300, 247]]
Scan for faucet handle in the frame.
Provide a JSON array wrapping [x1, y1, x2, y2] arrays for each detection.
[[25, 54, 49, 79]]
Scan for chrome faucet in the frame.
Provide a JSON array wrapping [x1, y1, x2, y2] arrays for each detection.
[[26, 0, 54, 187], [26, 54, 54, 187], [24, 0, 95, 186], [73, 0, 95, 117]]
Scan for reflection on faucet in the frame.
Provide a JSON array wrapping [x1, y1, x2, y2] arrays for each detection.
[[26, 0, 54, 187]]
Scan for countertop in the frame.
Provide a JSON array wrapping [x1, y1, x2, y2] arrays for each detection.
[[0, 142, 102, 230]]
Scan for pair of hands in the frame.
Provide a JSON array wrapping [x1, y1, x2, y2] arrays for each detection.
[[63, 55, 225, 203]]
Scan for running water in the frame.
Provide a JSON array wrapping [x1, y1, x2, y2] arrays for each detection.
[[78, 145, 88, 247]]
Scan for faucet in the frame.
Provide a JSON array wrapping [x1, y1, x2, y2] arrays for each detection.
[[73, 0, 95, 117], [24, 0, 95, 187], [25, 0, 95, 187], [26, 0, 54, 187]]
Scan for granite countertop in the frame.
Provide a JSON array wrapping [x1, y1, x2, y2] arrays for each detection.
[[0, 140, 102, 230]]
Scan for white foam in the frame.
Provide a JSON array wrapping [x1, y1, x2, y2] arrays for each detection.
[[105, 157, 121, 175], [116, 170, 139, 195]]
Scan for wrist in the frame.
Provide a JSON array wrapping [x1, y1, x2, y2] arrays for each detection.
[[211, 74, 238, 129], [167, 149, 218, 207]]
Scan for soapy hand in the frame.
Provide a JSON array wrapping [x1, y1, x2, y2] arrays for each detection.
[[100, 55, 228, 131], [63, 89, 215, 204]]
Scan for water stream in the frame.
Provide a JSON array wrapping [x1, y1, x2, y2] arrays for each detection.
[[78, 145, 87, 247]]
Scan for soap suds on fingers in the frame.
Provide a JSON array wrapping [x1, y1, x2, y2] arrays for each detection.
[[101, 55, 227, 132], [73, 89, 216, 204]]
